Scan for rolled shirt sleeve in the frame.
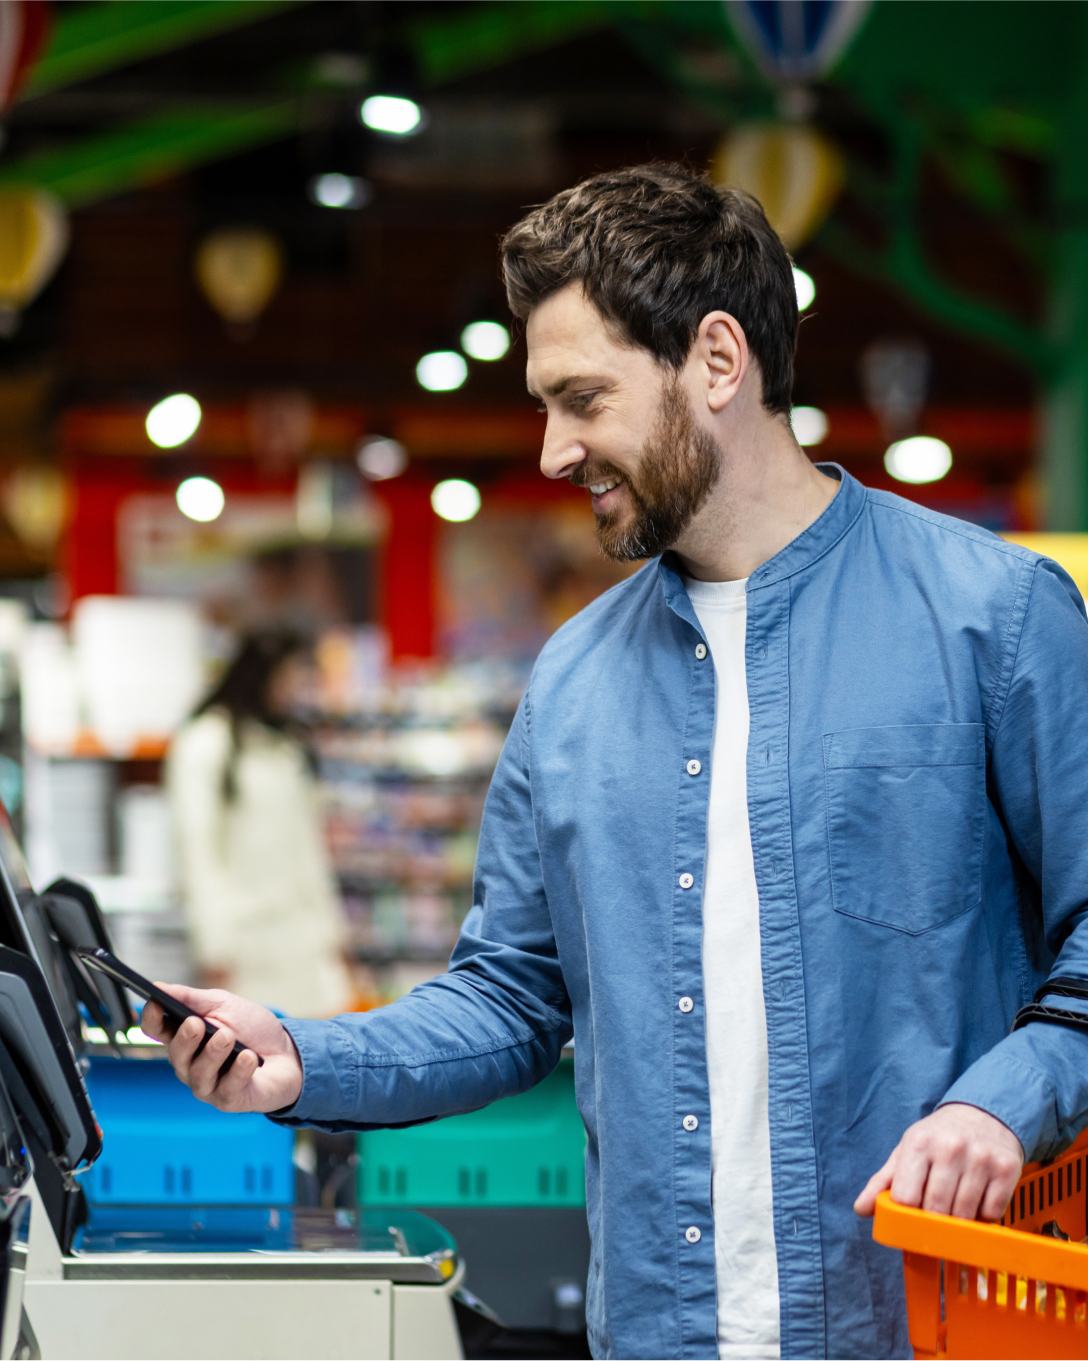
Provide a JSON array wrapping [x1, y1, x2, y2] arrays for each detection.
[[272, 692, 573, 1131]]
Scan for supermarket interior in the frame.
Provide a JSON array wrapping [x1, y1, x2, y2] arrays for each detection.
[[0, 3, 1086, 1360]]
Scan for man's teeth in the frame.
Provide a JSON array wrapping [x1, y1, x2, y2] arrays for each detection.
[[589, 477, 621, 494]]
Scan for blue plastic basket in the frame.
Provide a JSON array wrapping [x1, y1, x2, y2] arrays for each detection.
[[82, 1055, 294, 1206]]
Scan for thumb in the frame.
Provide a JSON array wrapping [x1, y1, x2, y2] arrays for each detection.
[[854, 1149, 898, 1219]]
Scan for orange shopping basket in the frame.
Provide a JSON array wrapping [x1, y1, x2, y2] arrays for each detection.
[[874, 1129, 1088, 1358]]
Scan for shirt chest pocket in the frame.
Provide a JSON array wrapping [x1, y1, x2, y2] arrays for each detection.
[[822, 723, 986, 935]]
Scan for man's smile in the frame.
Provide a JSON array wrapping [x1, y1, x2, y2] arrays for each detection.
[[588, 477, 625, 513]]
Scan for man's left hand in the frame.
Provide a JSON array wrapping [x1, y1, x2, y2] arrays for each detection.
[[854, 1102, 1024, 1221]]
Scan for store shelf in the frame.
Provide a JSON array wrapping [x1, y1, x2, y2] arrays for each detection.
[[310, 672, 519, 1007]]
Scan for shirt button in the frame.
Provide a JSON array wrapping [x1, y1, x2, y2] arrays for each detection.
[[694, 643, 707, 659], [682, 1115, 698, 1132], [685, 1226, 701, 1244], [678, 873, 694, 889], [686, 759, 701, 776], [678, 996, 694, 1013]]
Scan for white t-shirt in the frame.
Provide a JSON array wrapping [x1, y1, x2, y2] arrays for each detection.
[[686, 576, 780, 1360]]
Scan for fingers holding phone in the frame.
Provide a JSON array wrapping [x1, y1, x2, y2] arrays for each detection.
[[142, 982, 304, 1114], [76, 948, 303, 1114], [171, 1012, 257, 1106]]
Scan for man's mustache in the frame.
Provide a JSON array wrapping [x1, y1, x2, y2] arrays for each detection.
[[569, 462, 629, 490]]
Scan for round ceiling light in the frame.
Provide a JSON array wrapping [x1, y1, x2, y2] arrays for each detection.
[[360, 95, 423, 136], [460, 320, 510, 361], [416, 351, 467, 392], [884, 435, 952, 485], [147, 394, 202, 449], [793, 266, 815, 311], [309, 173, 371, 210], [790, 406, 828, 446], [431, 479, 481, 523], [176, 476, 225, 522], [357, 436, 408, 481]]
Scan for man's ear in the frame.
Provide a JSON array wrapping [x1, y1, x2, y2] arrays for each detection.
[[696, 311, 748, 413]]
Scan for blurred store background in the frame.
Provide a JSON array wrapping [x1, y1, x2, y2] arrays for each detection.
[[0, 0, 1086, 1351]]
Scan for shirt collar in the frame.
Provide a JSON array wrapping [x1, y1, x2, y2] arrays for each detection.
[[657, 463, 865, 615]]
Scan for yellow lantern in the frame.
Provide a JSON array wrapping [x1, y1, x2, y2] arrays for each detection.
[[2, 464, 69, 551], [712, 123, 843, 251], [194, 228, 284, 326], [0, 188, 69, 328]]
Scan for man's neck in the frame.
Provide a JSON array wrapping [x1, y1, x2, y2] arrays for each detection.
[[672, 415, 839, 583]]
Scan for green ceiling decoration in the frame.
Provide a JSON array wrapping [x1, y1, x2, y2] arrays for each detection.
[[409, 0, 617, 86], [23, 0, 305, 99], [0, 101, 301, 208]]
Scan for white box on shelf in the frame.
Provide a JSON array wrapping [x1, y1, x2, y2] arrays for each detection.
[[22, 623, 80, 753], [73, 596, 203, 754]]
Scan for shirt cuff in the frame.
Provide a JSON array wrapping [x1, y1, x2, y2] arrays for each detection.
[[266, 1016, 357, 1127], [937, 1024, 1088, 1161]]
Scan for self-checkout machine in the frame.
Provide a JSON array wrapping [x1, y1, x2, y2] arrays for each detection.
[[0, 810, 465, 1360], [25, 1183, 465, 1360]]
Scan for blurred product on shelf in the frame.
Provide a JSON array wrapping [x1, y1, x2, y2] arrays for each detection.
[[168, 630, 354, 1017], [311, 658, 523, 1007]]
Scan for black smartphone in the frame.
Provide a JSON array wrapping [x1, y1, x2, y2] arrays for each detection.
[[73, 947, 263, 1077]]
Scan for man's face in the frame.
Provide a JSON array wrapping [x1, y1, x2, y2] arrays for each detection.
[[526, 284, 721, 561]]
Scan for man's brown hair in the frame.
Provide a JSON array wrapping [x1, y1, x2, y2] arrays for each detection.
[[501, 163, 798, 415]]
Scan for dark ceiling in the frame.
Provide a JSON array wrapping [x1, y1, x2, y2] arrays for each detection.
[[0, 1, 1044, 425]]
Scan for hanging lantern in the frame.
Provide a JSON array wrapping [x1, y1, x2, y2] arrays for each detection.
[[2, 463, 69, 551], [712, 123, 843, 251], [194, 227, 284, 329], [0, 0, 50, 110], [0, 187, 69, 334], [724, 0, 871, 85]]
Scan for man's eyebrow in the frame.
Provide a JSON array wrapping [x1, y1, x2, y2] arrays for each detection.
[[526, 374, 609, 399]]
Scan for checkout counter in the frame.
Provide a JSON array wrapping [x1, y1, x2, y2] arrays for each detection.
[[0, 804, 465, 1360]]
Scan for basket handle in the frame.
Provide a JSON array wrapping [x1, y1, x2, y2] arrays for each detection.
[[1012, 974, 1088, 1034]]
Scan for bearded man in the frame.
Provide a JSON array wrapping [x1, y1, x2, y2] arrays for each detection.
[[145, 165, 1088, 1360]]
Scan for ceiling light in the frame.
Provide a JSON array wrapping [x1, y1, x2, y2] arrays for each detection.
[[790, 406, 828, 446], [146, 394, 201, 449], [308, 173, 371, 210], [360, 94, 423, 136], [461, 320, 510, 361], [884, 436, 952, 485], [416, 350, 467, 392], [793, 266, 815, 311], [431, 479, 480, 522], [357, 436, 408, 481], [176, 476, 224, 522]]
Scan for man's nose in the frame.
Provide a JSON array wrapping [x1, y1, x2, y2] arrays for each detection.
[[540, 418, 587, 481]]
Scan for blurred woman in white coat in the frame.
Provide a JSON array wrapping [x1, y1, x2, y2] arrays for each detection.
[[167, 631, 354, 1017]]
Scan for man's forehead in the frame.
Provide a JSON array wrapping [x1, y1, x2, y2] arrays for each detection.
[[525, 286, 632, 391]]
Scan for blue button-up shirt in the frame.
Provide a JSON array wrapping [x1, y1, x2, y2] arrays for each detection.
[[277, 467, 1088, 1359]]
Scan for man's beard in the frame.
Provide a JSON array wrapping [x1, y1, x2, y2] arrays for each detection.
[[573, 375, 722, 562]]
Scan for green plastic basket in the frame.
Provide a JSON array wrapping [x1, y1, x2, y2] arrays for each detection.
[[358, 1057, 586, 1207]]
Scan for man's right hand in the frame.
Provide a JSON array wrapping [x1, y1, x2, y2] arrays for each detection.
[[140, 983, 304, 1114]]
